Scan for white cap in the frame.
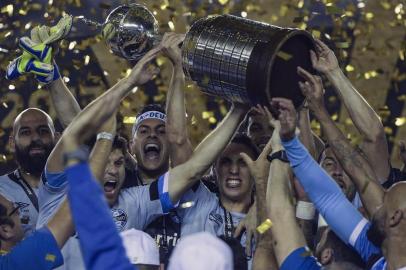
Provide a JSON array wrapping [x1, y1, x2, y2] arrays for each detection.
[[120, 229, 160, 266], [168, 232, 233, 270]]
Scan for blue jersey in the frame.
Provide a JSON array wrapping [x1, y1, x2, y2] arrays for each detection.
[[280, 247, 321, 270], [0, 227, 63, 270]]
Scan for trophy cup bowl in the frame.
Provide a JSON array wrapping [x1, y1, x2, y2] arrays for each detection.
[[182, 15, 316, 109], [103, 3, 159, 61]]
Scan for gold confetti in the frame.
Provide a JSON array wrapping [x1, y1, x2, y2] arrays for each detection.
[[168, 21, 175, 31], [202, 111, 213, 119], [1, 5, 13, 16], [123, 116, 136, 124], [345, 65, 354, 72], [256, 219, 272, 234], [335, 42, 350, 49], [365, 12, 374, 20], [276, 51, 292, 61], [395, 117, 406, 127], [84, 55, 90, 65]]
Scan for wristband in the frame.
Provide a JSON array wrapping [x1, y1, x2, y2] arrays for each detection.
[[296, 201, 316, 220], [63, 145, 89, 165], [97, 132, 114, 141]]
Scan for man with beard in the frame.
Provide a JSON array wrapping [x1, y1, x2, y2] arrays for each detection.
[[275, 96, 406, 270], [0, 108, 57, 236]]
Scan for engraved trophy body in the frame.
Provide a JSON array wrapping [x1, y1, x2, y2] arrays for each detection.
[[82, 3, 315, 108]]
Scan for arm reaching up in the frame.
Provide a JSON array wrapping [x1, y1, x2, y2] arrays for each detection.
[[310, 39, 390, 182], [47, 78, 81, 128], [162, 32, 193, 167], [297, 68, 384, 217], [46, 45, 162, 174], [168, 103, 248, 203]]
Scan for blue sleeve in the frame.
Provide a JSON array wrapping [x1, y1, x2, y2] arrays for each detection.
[[65, 162, 134, 270], [36, 170, 68, 229], [352, 221, 382, 262], [42, 167, 68, 192], [157, 172, 178, 213], [280, 247, 321, 270], [282, 137, 365, 243], [0, 227, 63, 270]]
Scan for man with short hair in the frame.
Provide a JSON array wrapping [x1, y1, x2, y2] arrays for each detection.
[[318, 146, 356, 202], [0, 108, 57, 235], [176, 133, 258, 269], [128, 104, 169, 187]]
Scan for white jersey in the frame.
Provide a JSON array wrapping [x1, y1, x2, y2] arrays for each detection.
[[0, 170, 39, 235], [177, 182, 253, 269], [37, 169, 171, 270]]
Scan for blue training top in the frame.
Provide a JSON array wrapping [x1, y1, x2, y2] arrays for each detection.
[[0, 227, 63, 270]]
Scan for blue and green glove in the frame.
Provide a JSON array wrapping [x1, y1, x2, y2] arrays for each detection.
[[5, 14, 72, 84]]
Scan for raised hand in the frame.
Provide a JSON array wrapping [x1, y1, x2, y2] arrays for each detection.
[[160, 32, 184, 66], [240, 133, 273, 184], [271, 98, 297, 142], [297, 67, 325, 114], [126, 46, 163, 86], [234, 203, 257, 257], [310, 39, 339, 74]]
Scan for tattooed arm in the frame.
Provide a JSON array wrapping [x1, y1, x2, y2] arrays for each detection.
[[297, 67, 384, 217]]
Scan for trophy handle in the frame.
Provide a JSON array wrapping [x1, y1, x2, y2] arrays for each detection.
[[74, 16, 103, 29]]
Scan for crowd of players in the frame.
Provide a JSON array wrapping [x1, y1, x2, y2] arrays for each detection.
[[1, 22, 406, 270]]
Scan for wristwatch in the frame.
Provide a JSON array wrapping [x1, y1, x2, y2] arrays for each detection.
[[267, 150, 289, 163], [63, 145, 90, 165]]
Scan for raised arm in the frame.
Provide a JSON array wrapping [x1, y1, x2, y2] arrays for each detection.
[[298, 104, 318, 159], [297, 68, 384, 217], [168, 104, 248, 203], [46, 46, 162, 174], [61, 121, 133, 270], [273, 97, 381, 262], [46, 199, 73, 248], [310, 39, 390, 182], [46, 77, 81, 128], [240, 109, 278, 270], [268, 153, 307, 267], [162, 33, 193, 167], [51, 48, 164, 270]]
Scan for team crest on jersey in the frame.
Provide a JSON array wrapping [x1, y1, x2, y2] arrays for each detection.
[[15, 202, 29, 209], [209, 212, 223, 227], [111, 208, 127, 231]]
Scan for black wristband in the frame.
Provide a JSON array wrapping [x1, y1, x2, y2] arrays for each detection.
[[267, 150, 289, 163]]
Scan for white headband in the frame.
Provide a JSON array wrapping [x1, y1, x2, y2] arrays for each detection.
[[132, 111, 166, 135]]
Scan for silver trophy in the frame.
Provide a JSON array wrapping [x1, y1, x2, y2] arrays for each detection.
[[80, 3, 315, 107], [77, 3, 159, 61]]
